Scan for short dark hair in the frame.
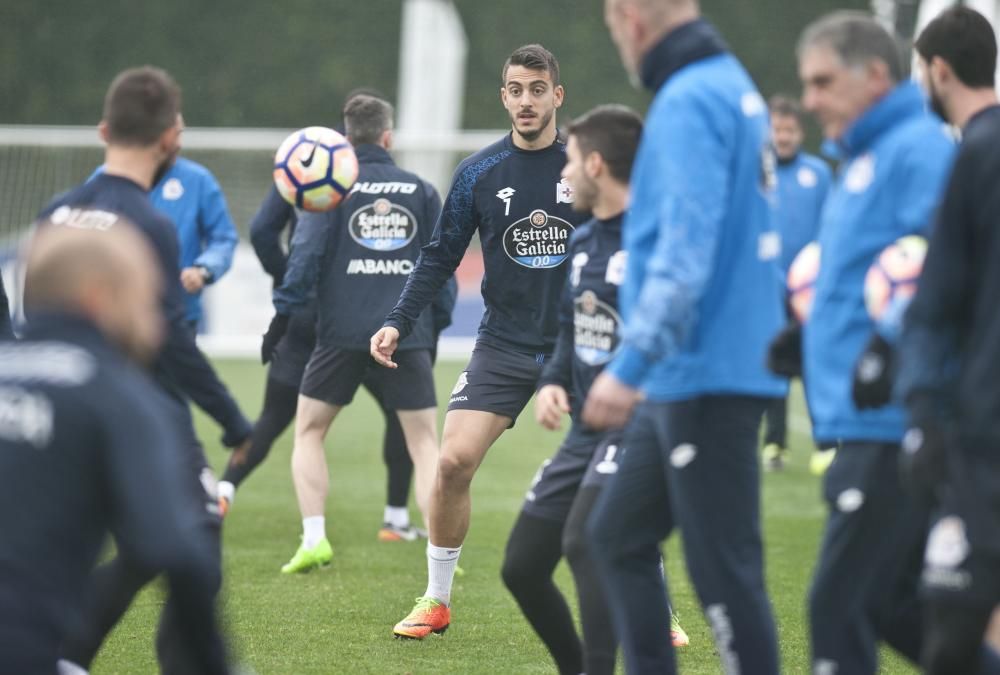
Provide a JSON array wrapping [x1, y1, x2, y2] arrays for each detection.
[[915, 6, 997, 89], [343, 95, 394, 146], [567, 104, 643, 183], [502, 44, 560, 85], [103, 66, 181, 146], [769, 94, 805, 126], [798, 11, 904, 83]]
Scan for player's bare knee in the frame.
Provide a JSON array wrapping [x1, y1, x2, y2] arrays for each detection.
[[436, 452, 476, 489]]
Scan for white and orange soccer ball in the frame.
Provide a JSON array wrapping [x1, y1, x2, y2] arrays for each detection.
[[273, 126, 359, 212], [864, 235, 927, 321], [787, 241, 821, 323]]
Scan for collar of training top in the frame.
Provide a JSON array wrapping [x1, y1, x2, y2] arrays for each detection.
[[824, 81, 927, 160], [20, 311, 111, 351], [353, 143, 395, 165], [640, 18, 728, 93]]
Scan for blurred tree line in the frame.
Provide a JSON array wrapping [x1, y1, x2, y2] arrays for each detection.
[[1, 0, 868, 129]]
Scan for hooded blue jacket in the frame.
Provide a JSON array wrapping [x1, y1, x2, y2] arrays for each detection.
[[803, 82, 954, 443], [607, 19, 787, 401], [775, 152, 831, 274]]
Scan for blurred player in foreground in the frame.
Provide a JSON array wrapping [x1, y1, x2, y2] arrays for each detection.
[[501, 104, 687, 675], [371, 44, 588, 639], [0, 221, 228, 674], [586, 0, 787, 672], [784, 12, 955, 673], [43, 66, 250, 673], [897, 7, 1000, 674]]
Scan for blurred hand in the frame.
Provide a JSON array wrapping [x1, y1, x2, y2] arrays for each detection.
[[767, 321, 803, 378], [900, 399, 949, 502], [229, 436, 252, 463], [535, 384, 571, 430], [852, 333, 894, 409], [180, 266, 208, 293], [260, 313, 289, 365], [370, 326, 400, 368], [582, 373, 640, 430]]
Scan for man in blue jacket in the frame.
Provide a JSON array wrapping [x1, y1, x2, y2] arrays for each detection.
[[91, 156, 239, 332], [585, 1, 787, 672], [762, 94, 831, 472], [792, 12, 955, 673]]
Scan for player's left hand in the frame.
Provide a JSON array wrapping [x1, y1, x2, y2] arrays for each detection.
[[900, 402, 949, 502], [535, 384, 570, 430], [852, 333, 894, 409], [582, 373, 640, 431], [180, 266, 208, 293]]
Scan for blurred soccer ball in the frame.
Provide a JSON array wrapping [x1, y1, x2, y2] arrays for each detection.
[[787, 241, 820, 323], [273, 126, 359, 212], [864, 235, 927, 321]]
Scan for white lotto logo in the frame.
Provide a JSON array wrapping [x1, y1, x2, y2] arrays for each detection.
[[48, 206, 120, 232], [605, 250, 627, 286], [741, 91, 766, 117], [162, 177, 184, 200], [350, 181, 418, 195], [797, 167, 818, 189], [451, 372, 469, 395]]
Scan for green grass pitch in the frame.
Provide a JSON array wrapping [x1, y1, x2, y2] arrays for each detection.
[[90, 359, 917, 674]]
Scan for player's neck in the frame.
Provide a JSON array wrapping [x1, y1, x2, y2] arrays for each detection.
[[511, 122, 557, 151], [592, 182, 629, 221], [102, 147, 158, 191], [951, 89, 1000, 130]]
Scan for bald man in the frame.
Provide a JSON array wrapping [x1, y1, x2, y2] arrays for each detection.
[[0, 220, 228, 674]]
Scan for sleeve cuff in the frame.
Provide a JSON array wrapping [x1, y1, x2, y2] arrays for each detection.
[[608, 344, 653, 388]]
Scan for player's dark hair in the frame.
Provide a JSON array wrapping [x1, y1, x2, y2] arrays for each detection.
[[798, 11, 904, 83], [502, 44, 560, 86], [567, 104, 643, 184], [343, 95, 394, 146], [103, 66, 181, 146], [915, 6, 997, 89], [769, 94, 805, 126]]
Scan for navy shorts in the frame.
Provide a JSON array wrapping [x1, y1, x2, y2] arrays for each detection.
[[446, 341, 546, 425], [268, 308, 317, 388], [522, 423, 624, 523], [300, 345, 436, 410]]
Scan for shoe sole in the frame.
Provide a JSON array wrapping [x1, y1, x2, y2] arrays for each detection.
[[393, 624, 449, 640], [281, 559, 332, 574]]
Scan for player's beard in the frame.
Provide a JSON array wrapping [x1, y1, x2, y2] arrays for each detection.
[[571, 174, 598, 213], [152, 147, 180, 187], [512, 107, 555, 144], [926, 79, 949, 123]]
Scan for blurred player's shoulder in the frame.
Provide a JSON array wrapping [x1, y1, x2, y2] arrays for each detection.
[[450, 135, 513, 184]]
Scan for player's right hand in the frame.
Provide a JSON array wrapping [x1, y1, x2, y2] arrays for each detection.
[[261, 313, 289, 365], [535, 384, 571, 430], [370, 326, 400, 369], [900, 398, 949, 502]]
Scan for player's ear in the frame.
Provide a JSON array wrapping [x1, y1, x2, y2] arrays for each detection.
[[500, 85, 508, 106], [584, 150, 603, 179], [97, 121, 110, 145], [553, 84, 565, 108], [381, 128, 393, 150]]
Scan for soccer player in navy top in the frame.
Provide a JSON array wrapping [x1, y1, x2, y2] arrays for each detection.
[[40, 66, 250, 674], [265, 95, 446, 573], [371, 44, 588, 639], [500, 104, 686, 675], [0, 220, 228, 674], [761, 95, 831, 473], [897, 8, 1000, 674]]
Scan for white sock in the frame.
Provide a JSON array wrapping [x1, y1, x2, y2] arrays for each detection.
[[57, 661, 89, 675], [217, 480, 235, 504], [302, 516, 326, 548], [425, 542, 462, 605], [384, 505, 410, 529]]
